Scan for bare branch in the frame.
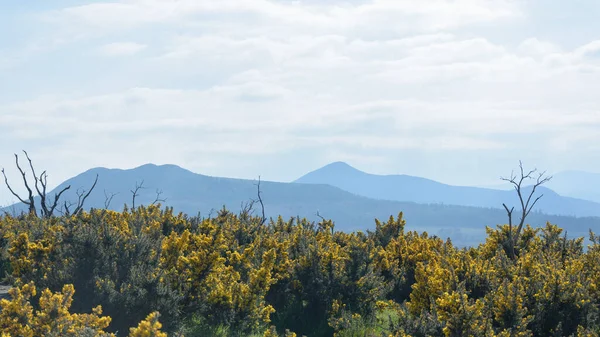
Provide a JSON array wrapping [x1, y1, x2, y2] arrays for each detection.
[[2, 152, 99, 218], [72, 174, 98, 215], [130, 180, 145, 209], [240, 199, 256, 217], [3, 154, 37, 215], [1, 168, 30, 206], [524, 194, 544, 219], [61, 200, 75, 217], [151, 189, 167, 206], [48, 185, 71, 216], [22, 150, 50, 216], [254, 176, 266, 225], [502, 203, 514, 229], [500, 161, 552, 259], [104, 190, 118, 209], [14, 153, 36, 215]]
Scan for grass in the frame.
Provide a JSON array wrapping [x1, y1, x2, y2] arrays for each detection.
[[334, 309, 401, 337], [178, 309, 401, 337], [177, 314, 264, 337]]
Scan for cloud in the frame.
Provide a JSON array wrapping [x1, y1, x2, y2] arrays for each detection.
[[99, 42, 147, 56], [517, 38, 561, 58], [3, 32, 600, 156], [2, 0, 600, 200], [47, 0, 523, 39], [574, 40, 600, 59]]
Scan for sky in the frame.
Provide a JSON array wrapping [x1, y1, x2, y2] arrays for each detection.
[[1, 0, 600, 204]]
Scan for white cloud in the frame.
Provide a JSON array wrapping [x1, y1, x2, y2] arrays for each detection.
[[2, 0, 600, 198], [99, 42, 147, 56], [517, 38, 561, 58], [47, 0, 523, 39], [574, 40, 600, 59]]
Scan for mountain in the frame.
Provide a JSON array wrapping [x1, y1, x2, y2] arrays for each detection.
[[3, 163, 599, 247], [294, 162, 600, 218], [478, 170, 600, 204], [544, 170, 600, 204]]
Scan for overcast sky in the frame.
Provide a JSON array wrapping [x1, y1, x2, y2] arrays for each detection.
[[1, 0, 600, 204]]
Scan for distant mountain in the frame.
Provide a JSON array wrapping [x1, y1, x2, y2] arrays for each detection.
[[544, 170, 600, 204], [3, 163, 599, 247], [294, 162, 600, 218], [478, 170, 600, 204]]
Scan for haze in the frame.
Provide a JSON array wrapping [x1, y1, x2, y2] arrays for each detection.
[[2, 0, 600, 205]]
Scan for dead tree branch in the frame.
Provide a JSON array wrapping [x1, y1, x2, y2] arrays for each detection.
[[130, 180, 145, 209], [23, 150, 47, 215], [60, 200, 76, 217], [253, 176, 266, 225], [72, 174, 99, 215], [23, 151, 75, 217], [2, 151, 96, 218], [151, 189, 167, 206], [48, 185, 72, 216], [500, 160, 552, 259], [2, 167, 31, 213], [1, 154, 36, 215], [502, 203, 514, 232], [104, 190, 118, 209]]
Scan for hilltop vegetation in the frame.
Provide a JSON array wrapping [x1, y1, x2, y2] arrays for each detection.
[[0, 205, 598, 336], [0, 154, 598, 336]]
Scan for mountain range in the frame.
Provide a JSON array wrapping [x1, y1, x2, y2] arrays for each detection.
[[295, 162, 600, 218], [544, 170, 600, 204], [2, 162, 599, 247], [476, 171, 600, 204]]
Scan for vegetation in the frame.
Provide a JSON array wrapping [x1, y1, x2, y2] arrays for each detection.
[[0, 205, 598, 336], [0, 154, 598, 336]]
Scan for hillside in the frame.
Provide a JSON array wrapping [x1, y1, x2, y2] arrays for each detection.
[[544, 170, 600, 203], [3, 163, 599, 247], [294, 162, 600, 218]]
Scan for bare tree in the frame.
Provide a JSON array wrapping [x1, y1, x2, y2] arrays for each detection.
[[54, 177, 98, 217], [130, 180, 145, 209], [104, 190, 118, 209], [2, 153, 39, 215], [151, 189, 167, 206], [72, 178, 98, 215], [253, 176, 266, 225], [238, 176, 267, 224], [500, 160, 552, 259], [1, 151, 97, 217]]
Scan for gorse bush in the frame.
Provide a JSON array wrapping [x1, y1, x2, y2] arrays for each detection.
[[0, 281, 168, 337], [0, 205, 599, 336]]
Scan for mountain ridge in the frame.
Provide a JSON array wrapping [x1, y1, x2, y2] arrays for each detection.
[[3, 162, 599, 247], [294, 161, 599, 217], [543, 170, 600, 203]]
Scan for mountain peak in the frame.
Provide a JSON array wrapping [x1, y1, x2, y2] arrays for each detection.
[[135, 163, 159, 169], [321, 161, 360, 172], [294, 161, 365, 184]]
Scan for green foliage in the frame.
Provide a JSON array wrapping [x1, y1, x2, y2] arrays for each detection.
[[1, 207, 599, 336]]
